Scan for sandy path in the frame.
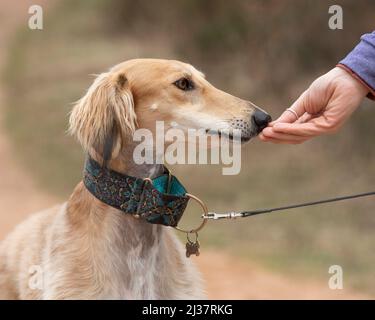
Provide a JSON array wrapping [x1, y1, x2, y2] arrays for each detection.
[[0, 1, 57, 239], [196, 251, 369, 299], [0, 0, 370, 300]]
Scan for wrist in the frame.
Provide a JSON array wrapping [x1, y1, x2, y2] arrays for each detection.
[[336, 64, 374, 99]]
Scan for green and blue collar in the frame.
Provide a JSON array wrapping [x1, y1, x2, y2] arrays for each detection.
[[83, 156, 189, 227]]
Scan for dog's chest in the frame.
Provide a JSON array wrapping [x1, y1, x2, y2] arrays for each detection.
[[103, 244, 161, 299]]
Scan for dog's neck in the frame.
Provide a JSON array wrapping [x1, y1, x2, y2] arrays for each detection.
[[67, 141, 165, 254], [104, 140, 164, 179], [65, 143, 200, 298]]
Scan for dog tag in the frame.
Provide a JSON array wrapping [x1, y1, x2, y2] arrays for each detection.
[[185, 240, 200, 258]]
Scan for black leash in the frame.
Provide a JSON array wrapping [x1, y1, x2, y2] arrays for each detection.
[[205, 191, 375, 220]]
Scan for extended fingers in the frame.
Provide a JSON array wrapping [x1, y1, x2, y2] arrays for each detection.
[[259, 135, 307, 144], [259, 127, 308, 144], [272, 122, 320, 137]]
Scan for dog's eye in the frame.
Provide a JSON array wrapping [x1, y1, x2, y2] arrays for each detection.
[[174, 78, 194, 91]]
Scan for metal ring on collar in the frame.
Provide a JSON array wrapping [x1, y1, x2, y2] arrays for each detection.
[[174, 193, 208, 234]]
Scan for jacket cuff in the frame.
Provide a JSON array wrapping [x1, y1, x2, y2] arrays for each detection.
[[336, 63, 375, 100]]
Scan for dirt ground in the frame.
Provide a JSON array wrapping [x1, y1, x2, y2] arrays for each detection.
[[0, 0, 57, 240], [0, 0, 369, 300]]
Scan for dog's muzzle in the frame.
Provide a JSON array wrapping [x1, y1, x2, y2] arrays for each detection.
[[228, 110, 272, 142]]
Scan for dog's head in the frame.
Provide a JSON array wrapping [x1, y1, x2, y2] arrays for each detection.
[[69, 59, 271, 159]]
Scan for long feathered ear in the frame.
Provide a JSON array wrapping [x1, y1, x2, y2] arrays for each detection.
[[69, 72, 137, 160]]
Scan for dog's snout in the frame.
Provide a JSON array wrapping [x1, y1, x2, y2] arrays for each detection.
[[252, 110, 272, 132]]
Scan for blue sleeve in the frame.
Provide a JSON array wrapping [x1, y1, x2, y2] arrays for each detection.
[[339, 31, 375, 93]]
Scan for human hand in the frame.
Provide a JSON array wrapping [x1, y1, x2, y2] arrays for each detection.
[[259, 67, 369, 144]]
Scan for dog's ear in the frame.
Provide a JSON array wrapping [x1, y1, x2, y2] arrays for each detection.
[[69, 72, 137, 161]]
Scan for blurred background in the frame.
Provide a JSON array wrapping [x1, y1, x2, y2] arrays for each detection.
[[0, 0, 374, 299]]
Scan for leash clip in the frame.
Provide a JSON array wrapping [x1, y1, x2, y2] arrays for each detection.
[[203, 212, 243, 220]]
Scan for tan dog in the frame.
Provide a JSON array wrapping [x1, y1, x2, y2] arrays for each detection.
[[0, 59, 270, 299]]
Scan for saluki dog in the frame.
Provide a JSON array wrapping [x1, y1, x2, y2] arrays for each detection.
[[0, 59, 271, 299]]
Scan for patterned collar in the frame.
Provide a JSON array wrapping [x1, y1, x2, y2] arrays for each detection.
[[83, 156, 189, 227]]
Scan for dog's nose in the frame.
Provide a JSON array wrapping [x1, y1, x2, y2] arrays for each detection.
[[252, 110, 272, 132]]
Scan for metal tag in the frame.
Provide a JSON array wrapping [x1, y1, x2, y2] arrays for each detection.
[[186, 240, 200, 258]]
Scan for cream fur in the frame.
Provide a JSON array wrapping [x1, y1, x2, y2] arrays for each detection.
[[0, 59, 264, 300]]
